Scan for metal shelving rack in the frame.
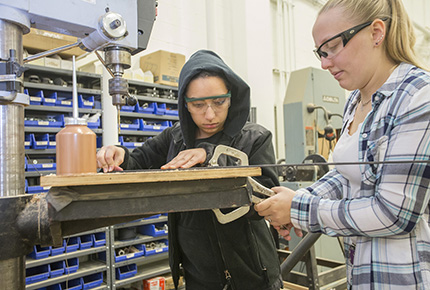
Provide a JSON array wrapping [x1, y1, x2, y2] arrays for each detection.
[[23, 65, 179, 289], [25, 227, 112, 290], [110, 216, 170, 289], [23, 64, 111, 289]]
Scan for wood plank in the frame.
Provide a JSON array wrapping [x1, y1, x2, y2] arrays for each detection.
[[283, 281, 308, 290], [40, 167, 261, 187]]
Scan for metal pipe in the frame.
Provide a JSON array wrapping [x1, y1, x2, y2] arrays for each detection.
[[280, 232, 321, 275], [0, 18, 26, 290], [23, 41, 81, 63], [72, 56, 78, 119]]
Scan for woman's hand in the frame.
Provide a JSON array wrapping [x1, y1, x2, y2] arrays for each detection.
[[254, 186, 297, 226], [96, 145, 125, 172], [161, 148, 207, 169], [274, 224, 303, 241]]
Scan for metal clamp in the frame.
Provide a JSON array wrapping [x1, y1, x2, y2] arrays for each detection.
[[209, 145, 251, 224]]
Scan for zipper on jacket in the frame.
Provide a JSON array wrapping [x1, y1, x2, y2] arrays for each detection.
[[211, 215, 235, 289], [222, 270, 232, 290]]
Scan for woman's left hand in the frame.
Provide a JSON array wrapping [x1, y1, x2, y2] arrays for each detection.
[[161, 148, 207, 169]]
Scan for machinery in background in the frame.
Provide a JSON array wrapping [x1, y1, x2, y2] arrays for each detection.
[[279, 67, 347, 289], [284, 67, 345, 164]]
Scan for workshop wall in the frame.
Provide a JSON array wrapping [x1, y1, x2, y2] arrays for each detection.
[[79, 0, 430, 160]]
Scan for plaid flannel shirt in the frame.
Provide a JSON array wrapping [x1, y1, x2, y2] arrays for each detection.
[[290, 63, 430, 289]]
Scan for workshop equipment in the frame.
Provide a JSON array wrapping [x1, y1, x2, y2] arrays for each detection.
[[0, 1, 156, 288], [284, 67, 345, 164]]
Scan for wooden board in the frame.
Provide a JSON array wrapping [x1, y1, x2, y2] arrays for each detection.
[[40, 167, 261, 187]]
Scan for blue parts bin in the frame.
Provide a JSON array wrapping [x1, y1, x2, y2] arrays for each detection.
[[28, 245, 51, 259], [119, 136, 145, 149], [25, 157, 56, 172], [115, 264, 137, 280], [25, 114, 64, 127], [140, 120, 170, 132], [26, 264, 50, 284], [135, 102, 155, 114], [65, 237, 79, 252], [64, 258, 79, 274], [82, 272, 103, 289], [143, 239, 168, 256], [78, 95, 94, 109], [49, 260, 65, 278], [61, 278, 82, 290], [27, 184, 50, 194], [25, 89, 43, 105], [120, 118, 139, 130], [78, 234, 93, 250], [99, 244, 144, 262], [154, 103, 166, 115], [120, 104, 135, 112], [138, 222, 168, 237], [43, 92, 57, 106], [30, 133, 49, 149], [51, 240, 66, 256], [92, 232, 106, 247], [56, 97, 73, 107]]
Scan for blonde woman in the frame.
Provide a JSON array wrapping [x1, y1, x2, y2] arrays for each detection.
[[255, 0, 430, 288]]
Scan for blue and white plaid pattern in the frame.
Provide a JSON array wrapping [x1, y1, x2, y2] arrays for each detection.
[[290, 63, 430, 289]]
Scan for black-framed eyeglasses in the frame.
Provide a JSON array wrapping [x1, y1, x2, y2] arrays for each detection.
[[313, 20, 382, 60]]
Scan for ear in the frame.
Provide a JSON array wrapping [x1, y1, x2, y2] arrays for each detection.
[[371, 19, 386, 46]]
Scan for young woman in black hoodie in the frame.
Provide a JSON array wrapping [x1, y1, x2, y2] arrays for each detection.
[[97, 50, 282, 290]]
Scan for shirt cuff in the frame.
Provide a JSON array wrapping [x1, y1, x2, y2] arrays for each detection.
[[291, 191, 322, 232]]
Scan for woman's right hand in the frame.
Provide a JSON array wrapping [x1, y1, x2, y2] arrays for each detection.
[[96, 145, 125, 172]]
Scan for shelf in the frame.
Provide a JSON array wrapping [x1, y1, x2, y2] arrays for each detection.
[[128, 79, 178, 91], [25, 127, 103, 134], [114, 252, 168, 268], [134, 94, 178, 105], [26, 247, 108, 268], [118, 131, 159, 137], [24, 64, 102, 80], [25, 260, 107, 290], [25, 105, 102, 114], [113, 259, 170, 288], [114, 234, 168, 249], [24, 82, 102, 95], [120, 111, 179, 121], [65, 227, 108, 239], [26, 149, 56, 155], [25, 170, 56, 177], [114, 216, 168, 229], [85, 284, 108, 290]]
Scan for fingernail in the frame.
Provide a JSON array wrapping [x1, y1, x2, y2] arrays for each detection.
[[108, 166, 113, 172], [103, 167, 108, 173]]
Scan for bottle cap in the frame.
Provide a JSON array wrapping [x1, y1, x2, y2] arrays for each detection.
[[64, 117, 87, 126]]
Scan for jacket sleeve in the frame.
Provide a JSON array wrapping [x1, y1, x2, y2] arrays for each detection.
[[120, 126, 173, 170], [291, 84, 430, 237]]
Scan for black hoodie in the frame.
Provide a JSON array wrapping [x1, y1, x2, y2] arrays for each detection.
[[178, 50, 251, 149], [120, 50, 282, 290]]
